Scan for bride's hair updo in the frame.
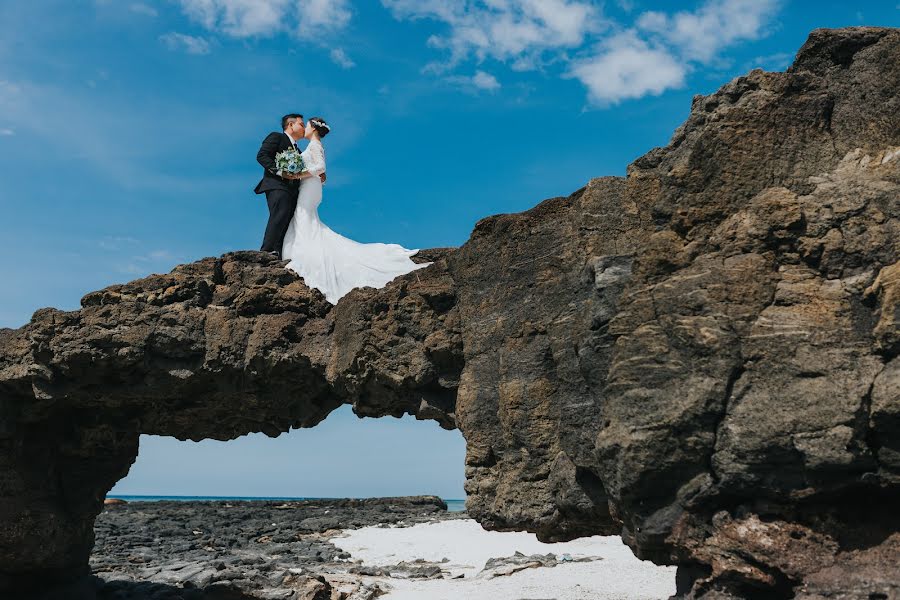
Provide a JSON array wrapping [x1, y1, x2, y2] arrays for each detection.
[[309, 117, 331, 138]]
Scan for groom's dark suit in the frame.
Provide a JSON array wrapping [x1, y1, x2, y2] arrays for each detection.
[[255, 132, 302, 256]]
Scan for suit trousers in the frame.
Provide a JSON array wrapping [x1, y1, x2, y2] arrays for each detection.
[[260, 188, 298, 255]]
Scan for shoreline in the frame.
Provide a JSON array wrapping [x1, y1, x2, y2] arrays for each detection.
[[63, 496, 675, 599], [106, 495, 468, 512]]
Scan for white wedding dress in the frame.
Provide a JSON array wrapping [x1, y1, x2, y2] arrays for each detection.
[[281, 139, 432, 304]]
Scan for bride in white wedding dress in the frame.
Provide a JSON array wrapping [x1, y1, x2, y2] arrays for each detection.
[[281, 117, 432, 304]]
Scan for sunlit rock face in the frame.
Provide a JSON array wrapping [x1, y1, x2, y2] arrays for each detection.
[[0, 247, 461, 593], [1, 27, 898, 599]]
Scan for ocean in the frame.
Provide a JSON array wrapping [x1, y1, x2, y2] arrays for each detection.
[[111, 495, 468, 513]]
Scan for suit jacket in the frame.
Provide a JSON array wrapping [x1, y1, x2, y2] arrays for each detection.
[[254, 132, 302, 195]]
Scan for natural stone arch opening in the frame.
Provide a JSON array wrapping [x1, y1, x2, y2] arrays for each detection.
[[109, 405, 467, 501], [1, 247, 467, 594]]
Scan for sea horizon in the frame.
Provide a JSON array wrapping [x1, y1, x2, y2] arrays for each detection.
[[108, 494, 468, 513]]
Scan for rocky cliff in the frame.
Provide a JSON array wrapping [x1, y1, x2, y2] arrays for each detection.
[[1, 27, 898, 599]]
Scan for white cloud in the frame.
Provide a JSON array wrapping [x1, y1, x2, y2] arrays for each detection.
[[297, 0, 352, 38], [472, 70, 501, 91], [381, 0, 780, 106], [448, 70, 501, 92], [567, 31, 686, 105], [330, 48, 356, 69], [176, 0, 351, 39], [130, 3, 158, 17], [165, 0, 780, 107], [160, 32, 211, 55], [382, 0, 603, 70], [0, 128, 14, 136], [177, 0, 290, 37], [637, 0, 781, 63]]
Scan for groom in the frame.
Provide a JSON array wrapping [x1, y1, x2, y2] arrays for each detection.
[[255, 113, 325, 258]]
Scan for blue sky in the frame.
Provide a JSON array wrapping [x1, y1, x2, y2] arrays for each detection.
[[2, 1, 898, 498]]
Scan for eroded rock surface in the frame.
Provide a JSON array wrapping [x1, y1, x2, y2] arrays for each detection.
[[1, 27, 898, 599], [84, 496, 459, 600]]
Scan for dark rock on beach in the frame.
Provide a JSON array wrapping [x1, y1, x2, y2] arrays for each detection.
[[1, 26, 899, 599], [479, 551, 598, 579], [76, 497, 462, 600]]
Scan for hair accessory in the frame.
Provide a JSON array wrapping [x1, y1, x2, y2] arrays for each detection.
[[310, 119, 331, 132]]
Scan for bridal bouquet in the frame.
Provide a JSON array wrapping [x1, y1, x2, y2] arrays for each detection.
[[275, 148, 305, 176]]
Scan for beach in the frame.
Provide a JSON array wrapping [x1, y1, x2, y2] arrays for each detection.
[[332, 518, 677, 599], [75, 496, 675, 600]]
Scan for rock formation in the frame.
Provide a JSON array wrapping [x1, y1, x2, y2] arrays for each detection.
[[1, 27, 898, 599], [89, 496, 460, 599]]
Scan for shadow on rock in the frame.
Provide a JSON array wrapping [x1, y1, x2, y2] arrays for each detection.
[[33, 576, 332, 600]]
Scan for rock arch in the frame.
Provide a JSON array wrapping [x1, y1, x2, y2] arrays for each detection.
[[1, 27, 899, 598]]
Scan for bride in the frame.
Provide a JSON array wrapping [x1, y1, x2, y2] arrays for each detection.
[[281, 117, 432, 304]]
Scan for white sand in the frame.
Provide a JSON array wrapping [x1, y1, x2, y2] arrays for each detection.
[[332, 518, 676, 600]]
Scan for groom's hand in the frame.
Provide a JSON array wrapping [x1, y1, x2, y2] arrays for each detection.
[[320, 172, 327, 184]]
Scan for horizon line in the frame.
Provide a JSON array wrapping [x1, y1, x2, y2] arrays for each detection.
[[108, 494, 466, 500]]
